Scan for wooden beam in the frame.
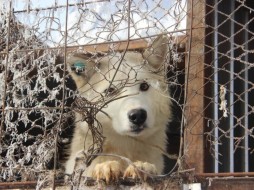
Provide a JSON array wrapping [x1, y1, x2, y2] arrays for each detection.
[[184, 0, 206, 173], [67, 36, 186, 53], [67, 39, 148, 53]]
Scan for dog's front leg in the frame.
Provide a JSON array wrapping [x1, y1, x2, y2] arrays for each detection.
[[123, 161, 157, 180], [92, 160, 122, 183]]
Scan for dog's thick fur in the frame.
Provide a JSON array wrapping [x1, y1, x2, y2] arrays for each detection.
[[65, 35, 171, 182]]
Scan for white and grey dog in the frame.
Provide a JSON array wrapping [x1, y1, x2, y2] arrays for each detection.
[[65, 35, 171, 182]]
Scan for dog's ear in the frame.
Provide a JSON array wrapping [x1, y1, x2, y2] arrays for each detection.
[[67, 53, 99, 88], [143, 35, 169, 70]]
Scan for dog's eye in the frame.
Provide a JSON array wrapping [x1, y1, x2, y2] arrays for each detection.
[[104, 87, 117, 96], [139, 82, 149, 91]]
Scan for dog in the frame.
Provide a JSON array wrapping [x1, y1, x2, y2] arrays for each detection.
[[65, 35, 171, 183]]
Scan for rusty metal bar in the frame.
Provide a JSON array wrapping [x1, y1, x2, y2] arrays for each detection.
[[0, 38, 149, 54], [0, 180, 64, 189], [0, 176, 165, 189], [196, 172, 254, 177], [0, 27, 192, 55], [0, 181, 37, 189], [13, 0, 110, 13], [3, 106, 72, 111]]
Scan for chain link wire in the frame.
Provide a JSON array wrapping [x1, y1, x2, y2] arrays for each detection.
[[3, 0, 253, 189]]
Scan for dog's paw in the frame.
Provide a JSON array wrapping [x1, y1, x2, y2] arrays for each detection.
[[123, 161, 157, 180], [92, 161, 122, 183]]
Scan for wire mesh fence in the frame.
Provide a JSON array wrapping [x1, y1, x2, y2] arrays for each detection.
[[0, 0, 187, 189], [203, 0, 254, 174], [0, 0, 253, 189]]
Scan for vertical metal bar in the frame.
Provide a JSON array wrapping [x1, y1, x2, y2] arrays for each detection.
[[0, 1, 12, 143], [213, 0, 219, 173], [52, 0, 69, 189], [229, 1, 235, 173], [244, 11, 249, 173]]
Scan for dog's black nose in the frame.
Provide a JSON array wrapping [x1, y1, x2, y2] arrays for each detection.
[[128, 109, 147, 125]]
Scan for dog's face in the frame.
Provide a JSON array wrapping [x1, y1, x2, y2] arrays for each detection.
[[68, 35, 171, 138]]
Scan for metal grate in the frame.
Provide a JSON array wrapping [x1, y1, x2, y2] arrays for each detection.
[[204, 0, 254, 173]]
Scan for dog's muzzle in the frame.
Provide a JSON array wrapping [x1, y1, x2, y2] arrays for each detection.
[[128, 109, 147, 133]]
